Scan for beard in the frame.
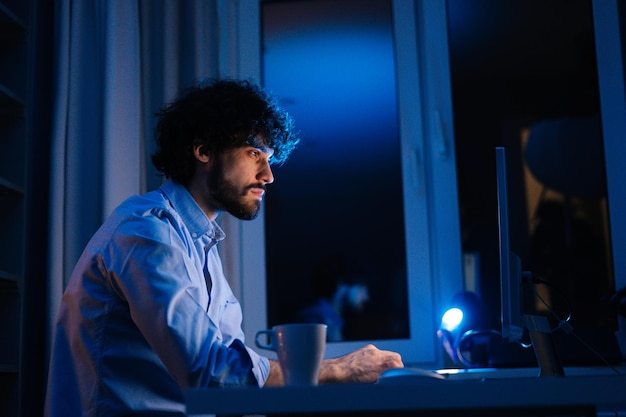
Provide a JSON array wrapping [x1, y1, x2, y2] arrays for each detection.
[[206, 157, 263, 221]]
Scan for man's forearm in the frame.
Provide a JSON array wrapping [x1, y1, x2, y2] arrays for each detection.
[[261, 344, 402, 387], [263, 359, 284, 386]]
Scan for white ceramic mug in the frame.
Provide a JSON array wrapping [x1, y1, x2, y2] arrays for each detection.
[[255, 323, 327, 386]]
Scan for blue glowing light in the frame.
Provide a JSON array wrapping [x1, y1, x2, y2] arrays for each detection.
[[441, 307, 464, 332]]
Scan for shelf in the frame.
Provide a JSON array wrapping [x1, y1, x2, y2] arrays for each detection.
[[0, 364, 18, 374], [0, 84, 25, 121], [0, 177, 24, 196], [0, 178, 24, 279], [0, 83, 24, 109], [0, 270, 18, 288], [0, 1, 29, 416], [0, 3, 25, 44]]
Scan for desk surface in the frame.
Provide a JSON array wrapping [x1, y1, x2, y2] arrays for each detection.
[[186, 371, 626, 416]]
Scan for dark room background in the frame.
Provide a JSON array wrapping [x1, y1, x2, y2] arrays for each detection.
[[260, 0, 618, 363]]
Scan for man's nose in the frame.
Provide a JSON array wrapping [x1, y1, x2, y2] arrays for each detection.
[[259, 160, 274, 184]]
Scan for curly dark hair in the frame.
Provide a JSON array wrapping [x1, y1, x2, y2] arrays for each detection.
[[151, 78, 299, 185]]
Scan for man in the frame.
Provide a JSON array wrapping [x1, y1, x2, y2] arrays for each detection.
[[45, 79, 403, 416]]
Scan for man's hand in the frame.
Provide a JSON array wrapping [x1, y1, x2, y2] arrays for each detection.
[[319, 344, 403, 383], [263, 344, 403, 386]]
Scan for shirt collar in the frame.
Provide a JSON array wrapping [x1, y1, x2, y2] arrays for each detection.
[[159, 179, 225, 242]]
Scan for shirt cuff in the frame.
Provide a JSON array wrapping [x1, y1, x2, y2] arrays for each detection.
[[246, 346, 270, 387]]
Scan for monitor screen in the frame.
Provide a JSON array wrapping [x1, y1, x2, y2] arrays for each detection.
[[496, 146, 525, 343], [497, 146, 565, 376]]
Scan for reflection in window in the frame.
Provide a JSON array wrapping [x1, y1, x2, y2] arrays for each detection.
[[262, 0, 409, 341], [448, 0, 619, 363]]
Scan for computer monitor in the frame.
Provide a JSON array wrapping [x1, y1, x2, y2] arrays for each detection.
[[495, 146, 565, 376], [496, 147, 524, 344]]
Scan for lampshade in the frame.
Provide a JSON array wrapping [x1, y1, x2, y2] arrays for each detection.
[[525, 115, 606, 199]]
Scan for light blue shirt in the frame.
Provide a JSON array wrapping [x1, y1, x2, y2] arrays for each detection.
[[45, 179, 270, 417]]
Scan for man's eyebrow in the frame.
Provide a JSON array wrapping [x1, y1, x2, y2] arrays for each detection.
[[245, 136, 266, 148], [246, 137, 273, 155]]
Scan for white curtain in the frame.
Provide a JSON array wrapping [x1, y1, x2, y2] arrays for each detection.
[[46, 0, 223, 352]]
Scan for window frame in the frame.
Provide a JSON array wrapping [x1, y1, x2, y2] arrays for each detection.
[[224, 0, 464, 367]]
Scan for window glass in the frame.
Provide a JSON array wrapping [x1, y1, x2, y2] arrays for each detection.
[[262, 0, 409, 342]]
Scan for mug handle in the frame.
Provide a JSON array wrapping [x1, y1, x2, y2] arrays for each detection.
[[255, 329, 277, 350]]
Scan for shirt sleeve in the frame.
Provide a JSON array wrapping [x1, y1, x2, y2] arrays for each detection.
[[101, 209, 259, 389], [204, 244, 271, 387], [246, 345, 271, 386]]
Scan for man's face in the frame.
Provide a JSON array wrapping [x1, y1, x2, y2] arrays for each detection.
[[206, 145, 275, 220]]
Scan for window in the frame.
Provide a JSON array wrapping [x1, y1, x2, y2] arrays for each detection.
[[231, 0, 463, 367]]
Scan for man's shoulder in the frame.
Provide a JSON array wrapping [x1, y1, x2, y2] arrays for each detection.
[[97, 190, 181, 239], [112, 189, 170, 217]]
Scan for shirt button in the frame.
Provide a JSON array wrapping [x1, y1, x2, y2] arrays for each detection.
[[192, 232, 198, 238]]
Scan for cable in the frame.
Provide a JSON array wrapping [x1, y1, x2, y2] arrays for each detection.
[[529, 274, 573, 328], [455, 329, 503, 368], [528, 275, 623, 375]]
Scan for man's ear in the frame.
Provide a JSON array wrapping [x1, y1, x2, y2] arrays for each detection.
[[193, 144, 211, 164]]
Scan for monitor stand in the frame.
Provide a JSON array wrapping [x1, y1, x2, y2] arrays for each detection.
[[523, 314, 565, 377]]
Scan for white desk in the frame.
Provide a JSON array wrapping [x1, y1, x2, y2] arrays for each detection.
[[186, 372, 626, 416]]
